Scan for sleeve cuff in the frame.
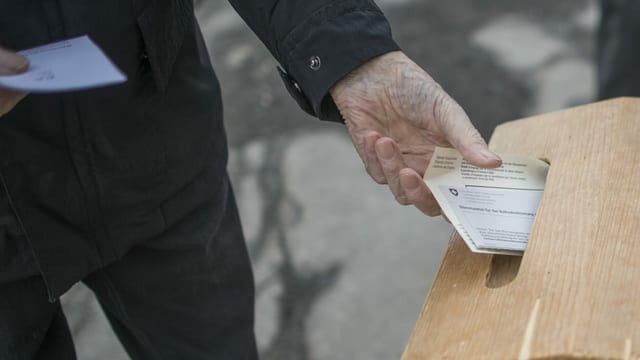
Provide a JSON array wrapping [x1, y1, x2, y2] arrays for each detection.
[[278, 4, 400, 123]]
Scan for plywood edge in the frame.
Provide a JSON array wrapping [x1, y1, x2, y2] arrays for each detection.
[[400, 233, 458, 360], [490, 97, 640, 144]]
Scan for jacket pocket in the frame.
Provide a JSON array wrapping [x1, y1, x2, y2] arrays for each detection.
[[136, 0, 193, 92]]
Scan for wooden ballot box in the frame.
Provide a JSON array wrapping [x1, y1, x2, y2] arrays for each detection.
[[402, 98, 640, 360]]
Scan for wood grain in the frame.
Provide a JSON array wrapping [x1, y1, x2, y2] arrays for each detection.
[[402, 98, 640, 360]]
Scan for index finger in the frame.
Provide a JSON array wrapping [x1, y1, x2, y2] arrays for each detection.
[[434, 94, 502, 169]]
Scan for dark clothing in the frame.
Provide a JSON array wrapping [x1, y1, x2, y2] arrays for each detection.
[[228, 0, 400, 121], [1, 176, 258, 360], [0, 0, 398, 358], [0, 0, 398, 300], [598, 0, 640, 99], [1, 0, 229, 300]]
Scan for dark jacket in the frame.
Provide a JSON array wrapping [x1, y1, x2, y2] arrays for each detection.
[[0, 0, 398, 300]]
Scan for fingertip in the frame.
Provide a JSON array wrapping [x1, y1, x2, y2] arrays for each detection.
[[481, 149, 502, 165], [478, 152, 502, 168], [462, 147, 503, 169], [0, 51, 29, 75], [420, 199, 442, 217]]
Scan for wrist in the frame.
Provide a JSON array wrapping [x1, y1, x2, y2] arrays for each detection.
[[330, 51, 410, 126], [330, 51, 405, 99]]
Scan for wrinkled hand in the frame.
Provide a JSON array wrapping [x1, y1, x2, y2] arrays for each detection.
[[330, 51, 501, 216], [0, 46, 29, 117]]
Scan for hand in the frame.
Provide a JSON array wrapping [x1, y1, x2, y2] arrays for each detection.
[[0, 46, 29, 117], [330, 51, 502, 216]]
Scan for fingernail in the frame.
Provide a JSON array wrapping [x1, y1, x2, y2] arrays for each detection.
[[401, 173, 421, 190], [377, 140, 394, 160], [481, 149, 501, 163]]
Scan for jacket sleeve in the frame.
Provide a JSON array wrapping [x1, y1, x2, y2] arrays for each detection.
[[227, 0, 400, 122]]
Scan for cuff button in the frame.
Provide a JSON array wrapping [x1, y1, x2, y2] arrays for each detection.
[[309, 56, 321, 71]]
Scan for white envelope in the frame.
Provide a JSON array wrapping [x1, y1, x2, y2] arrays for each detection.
[[424, 147, 549, 255], [0, 35, 126, 92]]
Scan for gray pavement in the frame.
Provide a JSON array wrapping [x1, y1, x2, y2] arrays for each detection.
[[60, 1, 599, 359]]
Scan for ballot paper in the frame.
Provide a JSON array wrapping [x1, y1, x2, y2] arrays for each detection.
[[424, 147, 549, 255], [0, 36, 126, 92]]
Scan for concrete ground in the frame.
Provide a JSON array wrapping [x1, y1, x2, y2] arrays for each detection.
[[60, 1, 599, 359]]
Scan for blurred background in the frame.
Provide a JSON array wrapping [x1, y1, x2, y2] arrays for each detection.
[[60, 0, 598, 359]]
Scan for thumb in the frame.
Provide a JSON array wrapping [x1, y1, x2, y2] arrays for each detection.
[[0, 47, 29, 75], [437, 96, 502, 168]]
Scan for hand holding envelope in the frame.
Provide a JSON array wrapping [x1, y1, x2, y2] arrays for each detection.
[[0, 36, 126, 117]]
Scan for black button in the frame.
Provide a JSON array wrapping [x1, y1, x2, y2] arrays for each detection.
[[309, 56, 321, 71]]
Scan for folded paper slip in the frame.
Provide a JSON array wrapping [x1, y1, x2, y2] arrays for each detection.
[[423, 147, 549, 255]]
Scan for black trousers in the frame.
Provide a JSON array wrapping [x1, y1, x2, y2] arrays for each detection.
[[0, 175, 257, 360]]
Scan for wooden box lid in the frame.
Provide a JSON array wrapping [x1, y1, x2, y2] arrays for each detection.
[[402, 98, 640, 360]]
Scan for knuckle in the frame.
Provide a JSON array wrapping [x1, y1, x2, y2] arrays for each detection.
[[421, 199, 442, 216]]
